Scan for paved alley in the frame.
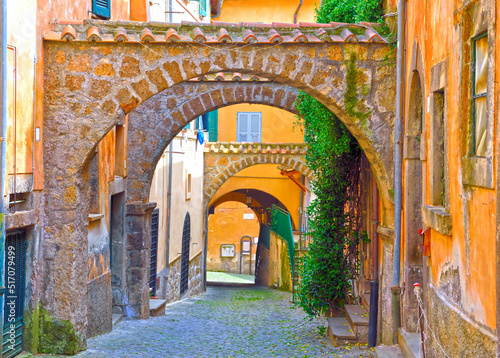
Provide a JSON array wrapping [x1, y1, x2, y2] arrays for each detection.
[[74, 287, 373, 358]]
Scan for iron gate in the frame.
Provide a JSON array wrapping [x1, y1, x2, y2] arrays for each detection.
[[2, 229, 26, 358], [149, 209, 159, 296], [180, 213, 190, 295]]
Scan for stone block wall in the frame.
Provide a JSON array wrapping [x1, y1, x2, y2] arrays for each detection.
[[164, 252, 203, 304]]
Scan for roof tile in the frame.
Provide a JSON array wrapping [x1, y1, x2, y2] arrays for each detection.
[[114, 27, 128, 42], [292, 29, 308, 43], [47, 19, 388, 45], [87, 26, 102, 42], [218, 28, 232, 42], [340, 28, 357, 42], [140, 28, 155, 42], [61, 25, 76, 41], [165, 28, 181, 42], [193, 27, 207, 43], [268, 28, 283, 43], [242, 29, 258, 44]]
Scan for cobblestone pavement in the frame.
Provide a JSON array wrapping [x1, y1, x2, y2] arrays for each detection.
[[73, 286, 374, 358]]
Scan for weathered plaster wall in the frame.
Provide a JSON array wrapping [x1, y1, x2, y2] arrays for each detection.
[[403, 0, 498, 354], [207, 201, 259, 274], [209, 164, 303, 229], [149, 130, 205, 281]]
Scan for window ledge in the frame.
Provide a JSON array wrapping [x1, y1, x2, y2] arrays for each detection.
[[377, 226, 394, 244], [462, 156, 493, 189], [88, 213, 105, 222], [422, 205, 452, 236]]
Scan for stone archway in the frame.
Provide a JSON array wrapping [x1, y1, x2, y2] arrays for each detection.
[[203, 142, 309, 205], [42, 20, 395, 339], [125, 81, 301, 203]]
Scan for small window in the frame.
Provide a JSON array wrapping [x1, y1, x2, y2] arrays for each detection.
[[185, 171, 192, 200], [473, 34, 488, 157], [92, 0, 111, 19], [237, 112, 261, 142]]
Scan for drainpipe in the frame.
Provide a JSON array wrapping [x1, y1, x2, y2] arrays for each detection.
[[293, 0, 303, 24], [368, 179, 379, 347], [0, 0, 7, 347], [392, 0, 406, 345], [165, 146, 173, 291], [203, 205, 208, 291]]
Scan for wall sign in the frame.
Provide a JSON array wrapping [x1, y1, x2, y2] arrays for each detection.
[[220, 244, 235, 258]]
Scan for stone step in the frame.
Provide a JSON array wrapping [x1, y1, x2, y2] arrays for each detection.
[[360, 291, 371, 310], [375, 345, 405, 358], [150, 299, 167, 317], [345, 304, 369, 326], [112, 313, 123, 326], [326, 316, 357, 346], [398, 328, 423, 358], [344, 304, 369, 343]]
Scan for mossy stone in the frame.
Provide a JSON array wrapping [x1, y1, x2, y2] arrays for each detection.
[[37, 306, 85, 355]]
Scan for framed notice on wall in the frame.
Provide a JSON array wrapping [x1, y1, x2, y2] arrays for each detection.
[[220, 244, 235, 258]]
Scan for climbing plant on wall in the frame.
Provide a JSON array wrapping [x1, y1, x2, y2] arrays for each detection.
[[293, 1, 382, 317]]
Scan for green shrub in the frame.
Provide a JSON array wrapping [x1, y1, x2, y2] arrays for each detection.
[[316, 0, 383, 24]]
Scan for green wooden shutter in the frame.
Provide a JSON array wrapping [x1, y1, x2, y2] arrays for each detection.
[[207, 110, 218, 142], [93, 0, 111, 19], [2, 230, 26, 358]]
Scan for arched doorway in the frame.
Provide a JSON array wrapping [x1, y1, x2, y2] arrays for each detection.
[[402, 69, 425, 331], [180, 213, 191, 296]]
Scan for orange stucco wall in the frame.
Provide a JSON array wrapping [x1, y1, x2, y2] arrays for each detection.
[[214, 0, 316, 24], [403, 0, 497, 330], [210, 164, 303, 229], [207, 201, 260, 273], [217, 104, 304, 143], [29, 0, 148, 190]]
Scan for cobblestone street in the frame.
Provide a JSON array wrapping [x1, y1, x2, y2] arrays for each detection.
[[73, 286, 373, 358]]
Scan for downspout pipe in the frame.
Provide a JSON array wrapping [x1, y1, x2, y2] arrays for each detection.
[[392, 0, 405, 344], [0, 0, 7, 345], [293, 0, 303, 24], [368, 180, 380, 347], [203, 205, 208, 291], [165, 146, 173, 293]]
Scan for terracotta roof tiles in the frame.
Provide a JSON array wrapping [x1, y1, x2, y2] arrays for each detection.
[[46, 19, 388, 44], [205, 142, 307, 155]]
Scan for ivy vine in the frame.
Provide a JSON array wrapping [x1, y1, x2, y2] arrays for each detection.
[[293, 0, 382, 317]]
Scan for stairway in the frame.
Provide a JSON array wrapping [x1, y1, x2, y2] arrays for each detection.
[[326, 304, 369, 346], [373, 329, 422, 358], [149, 298, 167, 317], [398, 328, 423, 358]]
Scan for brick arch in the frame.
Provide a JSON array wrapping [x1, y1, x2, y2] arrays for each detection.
[[203, 152, 310, 206], [41, 22, 395, 337], [44, 28, 395, 204], [126, 81, 300, 203]]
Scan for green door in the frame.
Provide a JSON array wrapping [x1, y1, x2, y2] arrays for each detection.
[[3, 230, 26, 358]]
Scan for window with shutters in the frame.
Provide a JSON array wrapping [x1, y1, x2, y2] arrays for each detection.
[[92, 0, 111, 19], [237, 112, 261, 142], [472, 34, 488, 157]]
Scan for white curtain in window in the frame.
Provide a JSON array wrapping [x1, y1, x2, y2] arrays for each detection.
[[474, 36, 488, 156], [475, 36, 488, 95], [475, 96, 487, 156]]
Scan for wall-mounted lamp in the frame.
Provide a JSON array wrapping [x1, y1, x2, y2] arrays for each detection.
[[246, 194, 253, 206]]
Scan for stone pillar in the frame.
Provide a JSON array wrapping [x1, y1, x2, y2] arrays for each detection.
[[41, 172, 89, 352], [124, 202, 156, 319]]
